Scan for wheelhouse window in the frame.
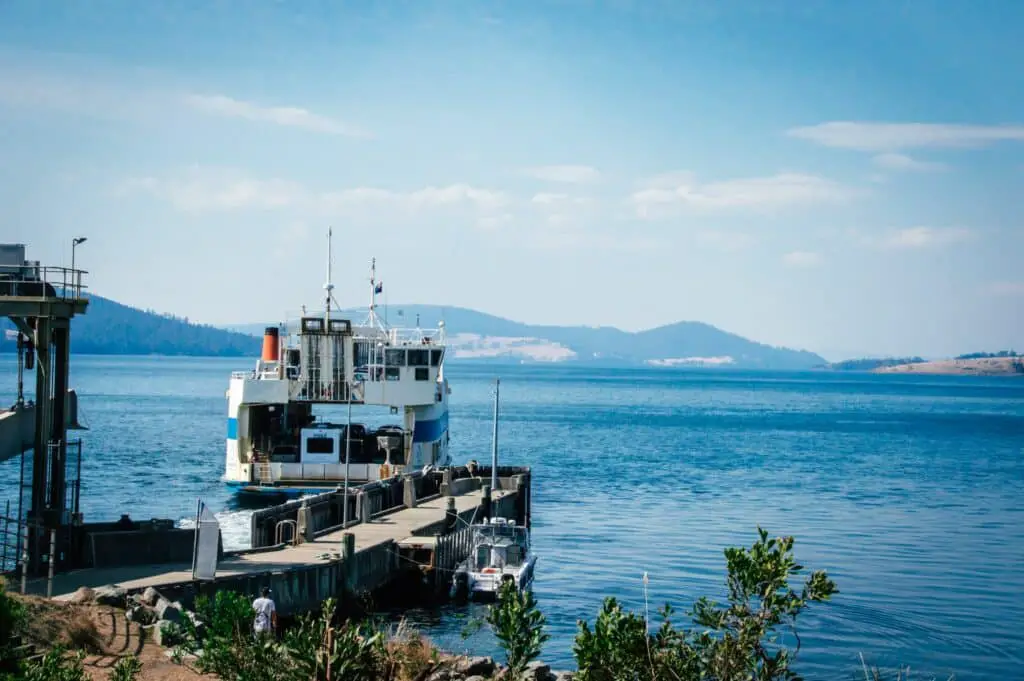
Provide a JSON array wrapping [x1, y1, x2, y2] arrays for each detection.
[[354, 341, 371, 368], [306, 437, 334, 455], [385, 367, 401, 381], [430, 349, 443, 366], [385, 348, 406, 366], [415, 367, 429, 381], [407, 349, 429, 366]]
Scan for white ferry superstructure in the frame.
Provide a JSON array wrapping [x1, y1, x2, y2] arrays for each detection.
[[223, 239, 451, 497]]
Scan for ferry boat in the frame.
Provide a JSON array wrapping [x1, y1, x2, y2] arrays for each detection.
[[223, 235, 451, 497], [450, 517, 536, 601]]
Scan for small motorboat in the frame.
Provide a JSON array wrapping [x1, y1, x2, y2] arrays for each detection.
[[450, 517, 536, 601]]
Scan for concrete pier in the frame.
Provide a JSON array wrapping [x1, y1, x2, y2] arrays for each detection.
[[32, 466, 530, 617]]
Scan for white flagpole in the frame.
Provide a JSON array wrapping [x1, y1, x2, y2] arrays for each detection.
[[490, 378, 499, 491]]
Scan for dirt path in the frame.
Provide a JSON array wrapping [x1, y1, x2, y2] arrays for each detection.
[[14, 593, 204, 681]]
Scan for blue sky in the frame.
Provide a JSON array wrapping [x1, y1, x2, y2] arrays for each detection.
[[1, 0, 1022, 360]]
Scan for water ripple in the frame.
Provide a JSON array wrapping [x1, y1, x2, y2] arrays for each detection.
[[1, 359, 1022, 680]]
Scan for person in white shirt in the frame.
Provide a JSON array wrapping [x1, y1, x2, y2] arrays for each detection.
[[252, 586, 277, 637]]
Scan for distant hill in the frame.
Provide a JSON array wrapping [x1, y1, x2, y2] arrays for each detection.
[[817, 357, 927, 372], [875, 357, 1024, 376], [0, 294, 259, 356], [228, 304, 826, 369], [0, 296, 825, 367], [955, 350, 1018, 360]]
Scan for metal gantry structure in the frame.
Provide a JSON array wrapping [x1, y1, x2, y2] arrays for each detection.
[[0, 243, 88, 577]]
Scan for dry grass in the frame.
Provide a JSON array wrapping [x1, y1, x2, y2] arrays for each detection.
[[14, 592, 104, 654], [381, 617, 442, 681]]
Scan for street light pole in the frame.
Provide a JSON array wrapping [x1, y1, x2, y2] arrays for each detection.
[[71, 236, 87, 294]]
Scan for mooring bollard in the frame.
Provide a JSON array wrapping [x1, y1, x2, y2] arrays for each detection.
[[445, 496, 457, 533], [296, 501, 313, 544], [341, 532, 356, 590], [481, 484, 492, 522], [403, 476, 417, 509], [359, 491, 372, 524]]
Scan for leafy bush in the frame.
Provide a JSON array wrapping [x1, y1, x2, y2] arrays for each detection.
[[178, 590, 285, 681], [20, 647, 87, 681], [283, 598, 384, 681], [573, 527, 837, 681], [487, 579, 549, 679], [0, 578, 26, 673], [109, 655, 143, 681]]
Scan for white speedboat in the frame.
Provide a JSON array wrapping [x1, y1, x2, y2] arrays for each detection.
[[450, 517, 536, 600]]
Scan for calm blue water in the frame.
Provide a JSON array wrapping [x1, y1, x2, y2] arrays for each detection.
[[2, 356, 1022, 680]]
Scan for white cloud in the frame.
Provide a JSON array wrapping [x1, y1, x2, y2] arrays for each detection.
[[631, 172, 856, 218], [119, 170, 507, 220], [872, 153, 947, 173], [118, 174, 306, 212], [183, 94, 369, 138], [990, 281, 1024, 296], [528, 192, 595, 227], [874, 227, 975, 250], [782, 250, 823, 267], [788, 122, 1024, 151], [523, 165, 601, 184]]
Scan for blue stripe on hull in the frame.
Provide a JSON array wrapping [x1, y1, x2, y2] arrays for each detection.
[[227, 417, 238, 439], [413, 411, 449, 442]]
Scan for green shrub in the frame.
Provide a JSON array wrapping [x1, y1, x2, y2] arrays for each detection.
[[109, 655, 143, 681], [177, 590, 286, 681], [573, 527, 838, 681], [0, 579, 26, 674], [284, 598, 384, 681], [20, 647, 87, 681], [486, 580, 549, 679]]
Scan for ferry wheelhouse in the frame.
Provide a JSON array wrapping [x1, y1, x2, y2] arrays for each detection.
[[223, 253, 451, 497]]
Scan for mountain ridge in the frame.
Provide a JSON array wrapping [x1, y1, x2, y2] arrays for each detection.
[[226, 303, 826, 369], [0, 296, 826, 368]]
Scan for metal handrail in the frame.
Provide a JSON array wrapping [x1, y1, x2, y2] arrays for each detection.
[[274, 519, 297, 545], [0, 264, 88, 301]]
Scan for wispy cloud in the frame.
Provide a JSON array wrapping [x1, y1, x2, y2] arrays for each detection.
[[523, 165, 601, 184], [528, 192, 596, 227], [119, 174, 306, 212], [694, 230, 755, 252], [871, 226, 975, 250], [631, 172, 856, 218], [788, 122, 1024, 151], [183, 94, 369, 138], [989, 281, 1024, 296], [872, 153, 948, 173], [118, 169, 506, 221], [782, 251, 823, 267], [0, 64, 368, 137]]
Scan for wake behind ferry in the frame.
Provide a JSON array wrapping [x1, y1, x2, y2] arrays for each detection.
[[223, 243, 451, 497]]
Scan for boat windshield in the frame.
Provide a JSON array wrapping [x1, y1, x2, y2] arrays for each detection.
[[472, 524, 528, 544], [475, 544, 492, 570], [472, 534, 527, 570]]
